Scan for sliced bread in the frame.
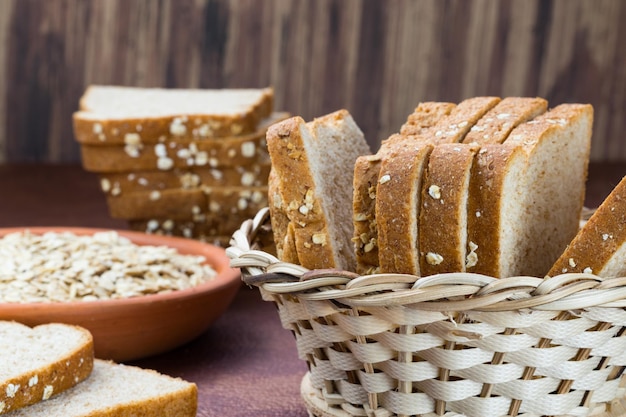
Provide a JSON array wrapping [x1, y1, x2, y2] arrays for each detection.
[[376, 97, 501, 275], [3, 359, 197, 417], [376, 142, 433, 274], [419, 143, 480, 275], [78, 113, 291, 174], [266, 110, 370, 271], [548, 176, 626, 278], [106, 186, 267, 224], [73, 85, 274, 144], [98, 163, 271, 196], [353, 102, 456, 274], [462, 97, 548, 145], [0, 322, 94, 415], [467, 103, 593, 277]]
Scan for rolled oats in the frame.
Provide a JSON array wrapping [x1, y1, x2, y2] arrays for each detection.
[[0, 231, 217, 303]]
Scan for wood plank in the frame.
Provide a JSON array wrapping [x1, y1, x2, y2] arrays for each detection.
[[0, 0, 624, 162]]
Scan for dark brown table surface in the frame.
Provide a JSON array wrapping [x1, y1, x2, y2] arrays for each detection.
[[0, 163, 625, 417]]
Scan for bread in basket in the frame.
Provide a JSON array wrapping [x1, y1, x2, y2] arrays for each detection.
[[227, 101, 626, 417]]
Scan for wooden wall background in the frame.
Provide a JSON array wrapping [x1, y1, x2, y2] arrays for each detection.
[[0, 0, 624, 164]]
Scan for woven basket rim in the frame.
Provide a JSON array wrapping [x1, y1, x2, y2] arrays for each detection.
[[227, 207, 626, 313]]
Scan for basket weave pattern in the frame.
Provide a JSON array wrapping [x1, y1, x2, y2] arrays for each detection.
[[227, 209, 626, 417]]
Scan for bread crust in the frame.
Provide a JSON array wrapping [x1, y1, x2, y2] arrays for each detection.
[[73, 87, 274, 145], [419, 143, 480, 275], [376, 142, 433, 274], [106, 186, 267, 225], [0, 322, 94, 414], [267, 169, 299, 263], [462, 97, 547, 145], [267, 111, 369, 271], [466, 144, 524, 277], [98, 164, 271, 196]]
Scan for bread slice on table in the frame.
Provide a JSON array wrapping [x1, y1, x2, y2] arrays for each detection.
[[98, 163, 272, 196], [548, 175, 626, 278], [73, 85, 274, 144], [466, 103, 593, 278], [462, 97, 548, 145], [3, 359, 197, 417], [79, 113, 290, 174], [352, 102, 456, 274], [267, 110, 370, 271], [0, 322, 94, 415]]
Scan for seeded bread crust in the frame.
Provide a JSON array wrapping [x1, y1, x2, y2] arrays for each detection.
[[79, 113, 289, 173], [462, 97, 548, 145], [267, 169, 299, 263], [98, 164, 271, 196], [548, 175, 626, 277], [376, 143, 433, 274], [0, 322, 94, 415], [106, 186, 267, 223], [267, 110, 370, 271], [468, 104, 593, 277], [73, 87, 274, 144], [3, 359, 197, 417], [419, 143, 480, 275], [353, 102, 456, 274]]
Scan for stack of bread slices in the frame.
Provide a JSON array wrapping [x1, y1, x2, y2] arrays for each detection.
[[74, 85, 289, 246], [267, 97, 598, 279], [0, 321, 196, 416]]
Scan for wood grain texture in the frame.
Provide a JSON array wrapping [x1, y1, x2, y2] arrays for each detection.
[[0, 0, 624, 163]]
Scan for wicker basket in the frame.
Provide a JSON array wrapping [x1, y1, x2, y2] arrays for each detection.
[[227, 208, 626, 417]]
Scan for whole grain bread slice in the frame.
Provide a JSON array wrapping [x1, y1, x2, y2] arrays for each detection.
[[3, 359, 196, 417], [548, 175, 626, 278], [267, 110, 370, 271], [467, 103, 593, 277], [353, 102, 456, 274], [79, 113, 289, 173], [98, 163, 271, 197], [73, 86, 274, 144], [419, 143, 480, 275], [0, 322, 94, 415]]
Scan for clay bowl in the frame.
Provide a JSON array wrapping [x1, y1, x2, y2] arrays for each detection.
[[0, 227, 241, 362]]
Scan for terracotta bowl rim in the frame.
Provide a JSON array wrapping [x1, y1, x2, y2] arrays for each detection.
[[0, 226, 241, 310]]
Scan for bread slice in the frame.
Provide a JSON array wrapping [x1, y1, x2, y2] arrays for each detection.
[[0, 322, 94, 414], [3, 359, 196, 417], [376, 143, 433, 274], [419, 143, 480, 275], [98, 163, 271, 196], [462, 97, 548, 145], [73, 85, 274, 144], [79, 113, 289, 174], [106, 186, 267, 224], [548, 175, 626, 277], [266, 110, 370, 271], [106, 188, 208, 220], [467, 104, 593, 277], [353, 102, 456, 274]]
